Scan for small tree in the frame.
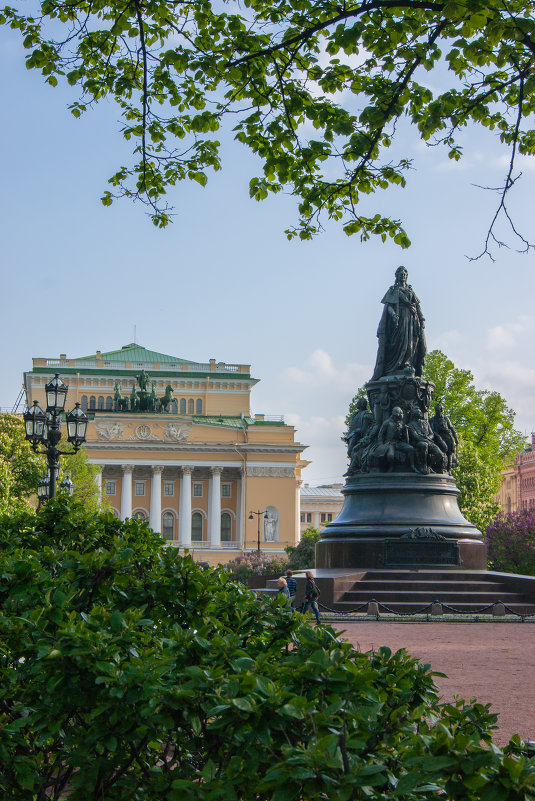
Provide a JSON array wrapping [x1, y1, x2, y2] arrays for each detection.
[[486, 510, 535, 576], [62, 446, 109, 515], [285, 526, 321, 570], [0, 413, 42, 512]]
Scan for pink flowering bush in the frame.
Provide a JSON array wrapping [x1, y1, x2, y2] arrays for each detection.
[[485, 510, 535, 575], [225, 551, 288, 583]]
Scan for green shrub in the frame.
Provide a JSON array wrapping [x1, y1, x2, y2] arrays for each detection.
[[486, 510, 535, 575], [1, 497, 534, 800], [285, 525, 321, 569]]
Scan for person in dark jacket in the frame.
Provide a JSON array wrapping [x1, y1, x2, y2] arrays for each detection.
[[285, 569, 297, 606], [301, 570, 321, 624]]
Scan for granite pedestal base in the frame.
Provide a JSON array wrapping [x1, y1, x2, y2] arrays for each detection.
[[316, 473, 486, 570]]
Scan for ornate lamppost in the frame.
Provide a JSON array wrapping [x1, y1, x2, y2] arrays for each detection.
[[248, 509, 269, 554], [24, 374, 87, 502]]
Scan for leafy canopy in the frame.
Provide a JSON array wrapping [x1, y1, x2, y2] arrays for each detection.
[[285, 525, 322, 569], [486, 508, 535, 575], [2, 0, 534, 254], [2, 496, 535, 799], [0, 413, 42, 512]]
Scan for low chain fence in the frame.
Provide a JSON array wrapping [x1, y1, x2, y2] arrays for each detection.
[[314, 598, 535, 621]]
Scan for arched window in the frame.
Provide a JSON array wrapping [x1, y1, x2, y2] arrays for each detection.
[[263, 506, 279, 542], [180, 398, 186, 414], [192, 511, 203, 541], [221, 512, 232, 542], [188, 398, 194, 414], [89, 396, 96, 410], [81, 395, 88, 412], [162, 511, 175, 540], [98, 396, 104, 410], [171, 399, 178, 413], [106, 396, 113, 410], [196, 398, 203, 414], [133, 510, 147, 521]]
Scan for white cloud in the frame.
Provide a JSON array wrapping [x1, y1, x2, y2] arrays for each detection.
[[487, 316, 533, 350]]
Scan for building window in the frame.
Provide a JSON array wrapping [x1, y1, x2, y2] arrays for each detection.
[[164, 481, 174, 497], [306, 513, 312, 523], [300, 513, 305, 523], [171, 399, 178, 413], [321, 513, 326, 523], [105, 481, 116, 496], [221, 512, 232, 542], [188, 398, 194, 414], [192, 511, 203, 541], [327, 513, 333, 521], [98, 396, 104, 410], [196, 398, 203, 414], [180, 398, 186, 414], [89, 396, 96, 410], [135, 482, 145, 496], [106, 396, 113, 410], [81, 395, 88, 411], [222, 483, 231, 498], [162, 512, 174, 540], [193, 483, 203, 497], [133, 510, 147, 521]]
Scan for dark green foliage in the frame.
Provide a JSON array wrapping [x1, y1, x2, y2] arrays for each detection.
[[0, 413, 42, 512], [1, 497, 535, 799], [285, 525, 321, 569], [1, 1, 534, 251]]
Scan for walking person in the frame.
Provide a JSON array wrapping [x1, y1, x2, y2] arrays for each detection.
[[301, 570, 321, 624], [285, 569, 297, 607], [277, 577, 290, 607]]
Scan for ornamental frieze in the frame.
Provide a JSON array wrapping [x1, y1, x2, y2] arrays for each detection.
[[246, 466, 295, 478]]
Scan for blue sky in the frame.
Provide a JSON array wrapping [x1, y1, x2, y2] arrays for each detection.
[[1, 26, 534, 485]]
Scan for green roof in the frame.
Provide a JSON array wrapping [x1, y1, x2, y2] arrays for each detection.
[[192, 416, 287, 428], [77, 344, 196, 364]]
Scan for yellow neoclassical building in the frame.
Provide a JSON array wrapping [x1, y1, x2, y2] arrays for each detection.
[[24, 344, 308, 564]]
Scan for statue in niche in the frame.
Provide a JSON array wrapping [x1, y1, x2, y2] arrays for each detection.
[[369, 406, 418, 473], [344, 398, 375, 476], [407, 407, 447, 474], [372, 266, 427, 380], [430, 403, 459, 472]]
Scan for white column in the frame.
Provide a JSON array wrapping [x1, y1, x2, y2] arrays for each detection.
[[94, 467, 103, 507], [236, 468, 244, 546], [179, 466, 193, 547], [295, 479, 302, 543], [150, 466, 163, 533], [209, 467, 223, 548], [120, 465, 133, 520]]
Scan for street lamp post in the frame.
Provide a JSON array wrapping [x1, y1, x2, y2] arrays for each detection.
[[24, 374, 88, 503], [248, 509, 269, 553]]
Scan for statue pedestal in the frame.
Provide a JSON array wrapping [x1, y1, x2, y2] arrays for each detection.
[[316, 473, 486, 570]]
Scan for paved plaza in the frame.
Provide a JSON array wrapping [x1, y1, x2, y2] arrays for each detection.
[[333, 622, 535, 746]]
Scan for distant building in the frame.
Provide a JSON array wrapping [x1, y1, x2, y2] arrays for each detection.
[[299, 483, 344, 533], [496, 433, 535, 514], [24, 343, 308, 564]]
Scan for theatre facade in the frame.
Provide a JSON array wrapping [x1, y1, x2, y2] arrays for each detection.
[[24, 344, 308, 564]]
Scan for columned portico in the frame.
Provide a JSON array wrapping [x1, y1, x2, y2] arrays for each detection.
[[209, 466, 223, 548], [179, 466, 193, 547], [120, 465, 133, 520], [150, 466, 163, 533]]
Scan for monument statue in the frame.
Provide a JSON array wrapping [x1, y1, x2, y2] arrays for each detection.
[[430, 403, 459, 471], [372, 266, 426, 380], [136, 370, 150, 391], [316, 265, 486, 572]]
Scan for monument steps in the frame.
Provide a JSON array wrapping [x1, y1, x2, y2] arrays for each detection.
[[332, 570, 535, 614]]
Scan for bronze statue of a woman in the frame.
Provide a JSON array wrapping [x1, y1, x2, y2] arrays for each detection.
[[372, 266, 426, 380]]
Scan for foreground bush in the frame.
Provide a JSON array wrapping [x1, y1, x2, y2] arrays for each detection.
[[486, 509, 535, 575], [1, 498, 534, 800]]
